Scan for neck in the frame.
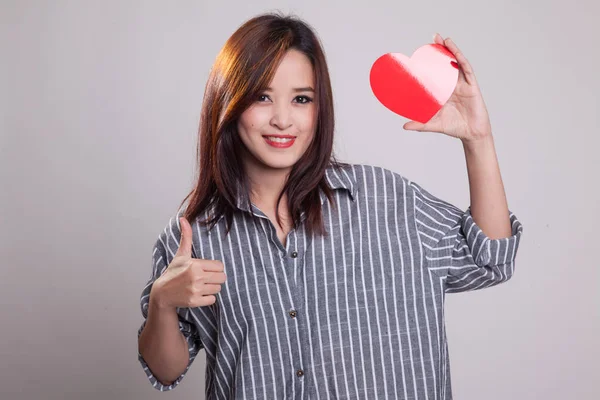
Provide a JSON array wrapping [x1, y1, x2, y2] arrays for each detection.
[[243, 158, 291, 213]]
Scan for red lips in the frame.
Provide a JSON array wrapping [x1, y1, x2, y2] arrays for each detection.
[[370, 43, 459, 123]]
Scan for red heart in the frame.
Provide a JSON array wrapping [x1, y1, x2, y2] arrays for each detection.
[[370, 43, 459, 123]]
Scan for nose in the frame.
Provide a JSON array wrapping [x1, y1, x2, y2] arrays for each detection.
[[270, 102, 292, 130]]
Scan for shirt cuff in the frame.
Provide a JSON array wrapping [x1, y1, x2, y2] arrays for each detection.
[[461, 207, 523, 267]]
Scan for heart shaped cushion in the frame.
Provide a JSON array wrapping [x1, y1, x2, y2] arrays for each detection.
[[370, 43, 459, 123]]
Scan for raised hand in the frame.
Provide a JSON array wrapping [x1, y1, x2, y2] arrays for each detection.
[[151, 217, 226, 309], [403, 33, 493, 142]]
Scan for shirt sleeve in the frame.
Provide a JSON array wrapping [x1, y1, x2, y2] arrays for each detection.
[[137, 211, 203, 391], [410, 181, 523, 293]]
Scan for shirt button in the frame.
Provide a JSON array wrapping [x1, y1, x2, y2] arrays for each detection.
[[296, 369, 304, 377], [291, 251, 298, 258], [289, 310, 297, 318]]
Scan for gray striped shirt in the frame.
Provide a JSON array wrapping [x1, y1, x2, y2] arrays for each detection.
[[137, 162, 523, 399]]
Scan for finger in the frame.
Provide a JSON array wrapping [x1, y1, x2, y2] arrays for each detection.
[[442, 37, 477, 85], [195, 294, 216, 307], [403, 121, 426, 131], [202, 271, 227, 284], [198, 260, 225, 272], [202, 283, 223, 295], [175, 217, 193, 258], [433, 33, 444, 45]]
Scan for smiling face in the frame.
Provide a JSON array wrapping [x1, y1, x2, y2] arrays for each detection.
[[236, 49, 317, 178]]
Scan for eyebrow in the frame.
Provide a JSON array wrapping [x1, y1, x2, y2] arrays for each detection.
[[265, 86, 315, 92]]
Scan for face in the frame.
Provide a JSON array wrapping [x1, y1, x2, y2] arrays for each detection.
[[236, 49, 317, 177]]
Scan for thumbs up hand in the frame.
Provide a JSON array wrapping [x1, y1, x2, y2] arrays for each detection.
[[150, 217, 226, 310]]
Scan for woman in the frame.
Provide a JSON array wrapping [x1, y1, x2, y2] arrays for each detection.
[[137, 11, 523, 399]]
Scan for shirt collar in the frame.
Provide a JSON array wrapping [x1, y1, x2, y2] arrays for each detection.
[[320, 163, 358, 204]]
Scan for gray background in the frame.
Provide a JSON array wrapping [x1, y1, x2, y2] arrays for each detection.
[[1, 0, 598, 399]]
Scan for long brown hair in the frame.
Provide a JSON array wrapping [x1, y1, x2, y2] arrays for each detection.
[[179, 11, 349, 239]]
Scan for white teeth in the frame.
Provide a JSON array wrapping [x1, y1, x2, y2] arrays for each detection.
[[266, 136, 294, 143]]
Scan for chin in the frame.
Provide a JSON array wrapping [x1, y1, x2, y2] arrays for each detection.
[[260, 157, 298, 170]]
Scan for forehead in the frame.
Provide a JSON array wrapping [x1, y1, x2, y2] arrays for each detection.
[[269, 49, 314, 87]]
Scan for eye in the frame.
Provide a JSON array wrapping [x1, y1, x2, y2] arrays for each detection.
[[257, 94, 270, 102], [256, 94, 313, 104], [295, 95, 313, 104]]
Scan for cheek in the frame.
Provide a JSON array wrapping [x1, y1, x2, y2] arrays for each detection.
[[238, 109, 260, 133], [244, 108, 270, 129], [302, 108, 318, 131]]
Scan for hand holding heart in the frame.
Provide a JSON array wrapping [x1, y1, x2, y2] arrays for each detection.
[[372, 33, 493, 142], [407, 33, 492, 141]]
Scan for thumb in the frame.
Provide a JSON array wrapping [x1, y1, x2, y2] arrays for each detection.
[[175, 217, 193, 258], [403, 121, 426, 131]]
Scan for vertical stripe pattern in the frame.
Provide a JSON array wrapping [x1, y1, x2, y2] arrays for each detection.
[[137, 163, 524, 399]]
